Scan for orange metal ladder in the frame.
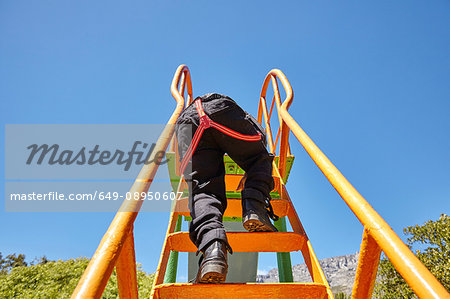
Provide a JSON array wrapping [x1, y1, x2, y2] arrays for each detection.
[[71, 65, 449, 299], [149, 66, 334, 298]]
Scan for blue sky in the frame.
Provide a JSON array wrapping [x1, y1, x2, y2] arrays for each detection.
[[1, 1, 449, 280]]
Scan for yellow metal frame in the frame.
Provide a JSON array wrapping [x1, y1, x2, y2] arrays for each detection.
[[272, 68, 449, 298], [71, 65, 449, 299]]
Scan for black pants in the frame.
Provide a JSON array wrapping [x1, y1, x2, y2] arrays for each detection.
[[176, 102, 274, 254]]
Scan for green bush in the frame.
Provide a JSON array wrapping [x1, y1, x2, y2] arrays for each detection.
[[0, 257, 154, 299], [334, 292, 351, 299]]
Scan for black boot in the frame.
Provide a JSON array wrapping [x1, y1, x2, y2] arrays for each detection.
[[194, 240, 228, 283], [242, 197, 279, 232]]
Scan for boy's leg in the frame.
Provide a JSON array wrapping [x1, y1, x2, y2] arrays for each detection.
[[186, 146, 230, 254], [209, 109, 278, 232], [226, 143, 278, 232], [179, 129, 229, 252], [179, 128, 231, 283], [176, 119, 230, 252]]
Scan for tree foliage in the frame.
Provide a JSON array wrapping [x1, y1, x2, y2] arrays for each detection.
[[0, 253, 28, 275], [334, 292, 351, 299], [374, 214, 450, 298], [0, 256, 154, 298]]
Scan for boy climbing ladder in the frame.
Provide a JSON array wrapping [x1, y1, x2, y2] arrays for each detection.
[[175, 93, 279, 283]]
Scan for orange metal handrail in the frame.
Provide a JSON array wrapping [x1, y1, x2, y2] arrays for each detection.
[[258, 70, 293, 182], [71, 65, 190, 298], [258, 70, 334, 298], [267, 69, 449, 298], [151, 66, 193, 285]]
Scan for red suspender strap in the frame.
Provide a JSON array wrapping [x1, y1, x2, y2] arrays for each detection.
[[179, 99, 262, 174]]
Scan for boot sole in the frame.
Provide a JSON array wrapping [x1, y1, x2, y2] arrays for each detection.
[[196, 263, 227, 284], [243, 217, 277, 232]]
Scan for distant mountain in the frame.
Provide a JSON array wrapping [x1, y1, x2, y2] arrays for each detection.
[[257, 253, 359, 295]]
